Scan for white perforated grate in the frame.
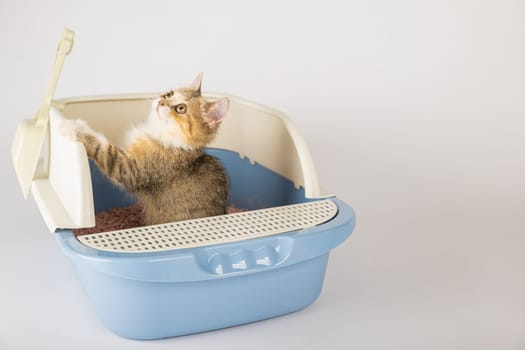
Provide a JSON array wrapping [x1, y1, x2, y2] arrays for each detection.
[[76, 200, 338, 253]]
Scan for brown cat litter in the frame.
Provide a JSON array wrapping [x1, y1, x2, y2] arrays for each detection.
[[73, 204, 243, 236]]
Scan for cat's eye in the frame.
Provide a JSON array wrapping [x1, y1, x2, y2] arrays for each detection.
[[172, 103, 187, 114], [161, 90, 174, 99]]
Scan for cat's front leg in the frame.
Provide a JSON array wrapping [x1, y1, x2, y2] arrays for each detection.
[[61, 119, 144, 192], [60, 119, 109, 154]]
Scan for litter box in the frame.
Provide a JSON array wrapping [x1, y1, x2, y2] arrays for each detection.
[[11, 30, 356, 339]]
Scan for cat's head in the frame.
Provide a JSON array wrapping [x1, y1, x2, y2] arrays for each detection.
[[151, 73, 229, 149]]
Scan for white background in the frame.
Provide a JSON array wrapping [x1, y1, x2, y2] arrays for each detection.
[[1, 0, 524, 349]]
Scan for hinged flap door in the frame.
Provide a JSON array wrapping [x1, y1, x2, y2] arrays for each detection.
[[31, 109, 95, 232]]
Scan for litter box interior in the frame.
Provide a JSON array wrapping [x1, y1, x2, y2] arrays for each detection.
[[90, 148, 310, 215], [29, 94, 336, 252], [75, 150, 338, 253]]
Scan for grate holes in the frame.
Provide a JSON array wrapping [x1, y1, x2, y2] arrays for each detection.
[[77, 200, 337, 253]]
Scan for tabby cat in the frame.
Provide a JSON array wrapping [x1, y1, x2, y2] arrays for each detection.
[[62, 73, 230, 225]]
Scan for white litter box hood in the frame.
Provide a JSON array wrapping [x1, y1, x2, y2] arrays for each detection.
[[30, 93, 331, 232]]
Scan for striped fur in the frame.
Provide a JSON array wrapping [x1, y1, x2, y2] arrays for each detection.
[[69, 74, 230, 225]]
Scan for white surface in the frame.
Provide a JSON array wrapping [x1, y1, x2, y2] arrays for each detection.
[[1, 1, 524, 349]]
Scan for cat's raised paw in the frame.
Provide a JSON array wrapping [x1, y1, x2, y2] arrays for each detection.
[[60, 119, 88, 141]]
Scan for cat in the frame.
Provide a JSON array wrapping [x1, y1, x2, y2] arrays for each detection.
[[61, 73, 230, 226]]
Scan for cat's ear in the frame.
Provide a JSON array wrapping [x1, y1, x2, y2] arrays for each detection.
[[190, 72, 203, 95], [204, 97, 229, 128]]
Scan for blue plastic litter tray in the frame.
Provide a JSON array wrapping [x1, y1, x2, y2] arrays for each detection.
[[56, 148, 355, 339], [11, 31, 356, 340]]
